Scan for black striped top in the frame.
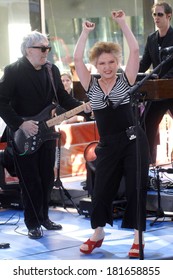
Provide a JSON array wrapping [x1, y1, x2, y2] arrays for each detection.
[[86, 72, 135, 137]]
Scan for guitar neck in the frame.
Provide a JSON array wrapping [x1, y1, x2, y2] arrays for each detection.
[[46, 102, 89, 128]]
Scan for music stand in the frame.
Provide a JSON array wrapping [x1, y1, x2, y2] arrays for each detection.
[[53, 128, 81, 214]]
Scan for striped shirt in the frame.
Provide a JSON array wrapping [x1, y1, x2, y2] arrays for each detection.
[[87, 72, 131, 111], [86, 72, 135, 137]]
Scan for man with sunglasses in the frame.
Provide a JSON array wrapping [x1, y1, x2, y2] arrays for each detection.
[[139, 1, 173, 165], [0, 30, 90, 239]]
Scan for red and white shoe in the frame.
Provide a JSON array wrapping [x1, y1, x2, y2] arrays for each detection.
[[80, 238, 104, 254], [128, 243, 145, 258]]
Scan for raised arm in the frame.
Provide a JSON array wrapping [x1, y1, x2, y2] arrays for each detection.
[[111, 10, 139, 85], [73, 21, 95, 91]]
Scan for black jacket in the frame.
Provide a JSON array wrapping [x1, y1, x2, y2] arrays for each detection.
[[139, 26, 173, 78], [0, 57, 82, 132]]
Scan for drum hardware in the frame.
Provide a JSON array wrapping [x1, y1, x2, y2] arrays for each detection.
[[150, 166, 173, 226], [53, 129, 81, 214]]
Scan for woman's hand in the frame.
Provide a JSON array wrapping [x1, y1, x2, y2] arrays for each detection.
[[111, 10, 139, 86], [111, 10, 126, 24], [82, 21, 95, 33], [83, 102, 92, 113]]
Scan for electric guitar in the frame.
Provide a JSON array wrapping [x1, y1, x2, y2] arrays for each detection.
[[11, 102, 90, 156]]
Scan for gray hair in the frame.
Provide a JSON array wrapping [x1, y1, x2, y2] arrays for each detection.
[[21, 30, 49, 56]]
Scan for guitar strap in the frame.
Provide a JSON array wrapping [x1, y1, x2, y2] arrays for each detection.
[[46, 61, 59, 105]]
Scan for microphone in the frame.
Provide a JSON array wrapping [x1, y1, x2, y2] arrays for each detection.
[[160, 46, 173, 55], [158, 168, 173, 174]]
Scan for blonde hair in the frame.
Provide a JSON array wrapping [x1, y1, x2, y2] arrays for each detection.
[[61, 72, 72, 81], [89, 41, 122, 67], [152, 2, 172, 14]]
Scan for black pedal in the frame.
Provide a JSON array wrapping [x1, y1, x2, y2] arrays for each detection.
[[0, 243, 10, 249], [79, 197, 92, 217]]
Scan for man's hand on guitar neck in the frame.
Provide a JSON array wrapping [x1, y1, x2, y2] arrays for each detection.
[[83, 101, 92, 113], [19, 120, 39, 138]]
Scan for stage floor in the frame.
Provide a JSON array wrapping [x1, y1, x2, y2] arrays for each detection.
[[0, 175, 173, 261], [0, 204, 173, 260]]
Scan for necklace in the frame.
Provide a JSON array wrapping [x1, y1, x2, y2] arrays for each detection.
[[99, 76, 117, 95]]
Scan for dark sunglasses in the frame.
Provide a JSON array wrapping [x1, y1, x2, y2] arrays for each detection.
[[152, 12, 164, 17], [29, 46, 51, 52]]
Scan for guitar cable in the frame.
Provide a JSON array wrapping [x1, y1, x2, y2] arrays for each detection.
[[8, 139, 43, 237]]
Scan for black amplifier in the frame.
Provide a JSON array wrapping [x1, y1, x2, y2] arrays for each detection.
[[79, 197, 126, 219]]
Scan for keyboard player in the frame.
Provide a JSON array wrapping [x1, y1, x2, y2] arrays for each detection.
[[139, 2, 173, 165]]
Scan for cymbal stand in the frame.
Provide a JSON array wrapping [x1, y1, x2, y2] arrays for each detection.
[[54, 129, 81, 214]]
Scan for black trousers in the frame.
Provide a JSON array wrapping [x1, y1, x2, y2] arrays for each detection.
[[142, 99, 173, 164], [90, 127, 149, 231], [14, 140, 56, 229]]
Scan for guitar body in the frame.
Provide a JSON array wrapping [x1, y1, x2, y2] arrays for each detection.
[[12, 104, 59, 156], [11, 102, 88, 156]]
